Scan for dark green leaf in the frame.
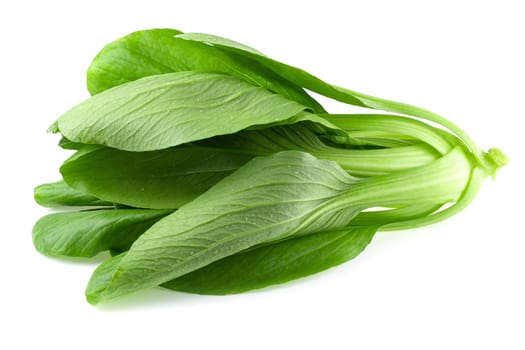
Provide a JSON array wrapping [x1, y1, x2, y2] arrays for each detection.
[[32, 209, 171, 257], [60, 145, 253, 209], [87, 28, 324, 112], [163, 225, 377, 295], [34, 180, 112, 208]]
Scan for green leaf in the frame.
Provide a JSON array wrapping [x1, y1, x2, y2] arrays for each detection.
[[177, 32, 367, 107], [167, 226, 378, 295], [60, 145, 253, 209], [86, 151, 362, 303], [34, 180, 112, 208], [32, 209, 171, 257], [54, 71, 341, 152], [86, 147, 472, 304], [83, 204, 442, 296], [86, 252, 125, 298], [177, 32, 499, 171], [87, 28, 183, 94], [206, 123, 441, 175], [58, 137, 84, 150], [178, 32, 266, 56], [163, 206, 445, 296], [61, 123, 439, 209], [87, 28, 325, 113]]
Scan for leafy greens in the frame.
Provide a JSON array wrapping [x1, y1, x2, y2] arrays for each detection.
[[32, 27, 507, 305]]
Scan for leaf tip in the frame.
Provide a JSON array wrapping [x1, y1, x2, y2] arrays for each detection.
[[85, 253, 126, 305], [47, 121, 59, 134], [85, 289, 103, 305], [85, 274, 110, 306]]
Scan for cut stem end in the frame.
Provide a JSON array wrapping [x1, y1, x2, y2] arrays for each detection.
[[484, 148, 509, 179]]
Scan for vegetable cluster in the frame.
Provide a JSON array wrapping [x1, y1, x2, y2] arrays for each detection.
[[33, 28, 507, 305]]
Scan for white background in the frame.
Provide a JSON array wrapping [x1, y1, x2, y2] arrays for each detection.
[[1, 1, 523, 349]]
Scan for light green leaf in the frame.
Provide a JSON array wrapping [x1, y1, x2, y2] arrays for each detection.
[[86, 151, 362, 303], [54, 72, 341, 152], [86, 147, 471, 304], [83, 253, 125, 297], [178, 32, 266, 56], [85, 203, 443, 296]]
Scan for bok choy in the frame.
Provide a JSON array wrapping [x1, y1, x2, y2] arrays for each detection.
[[32, 28, 507, 305]]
